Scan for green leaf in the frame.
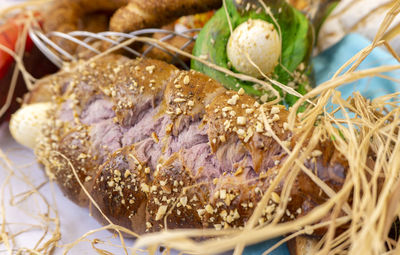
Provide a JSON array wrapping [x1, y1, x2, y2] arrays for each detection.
[[192, 0, 314, 106]]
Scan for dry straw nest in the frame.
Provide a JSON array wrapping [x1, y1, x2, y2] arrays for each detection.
[[1, 0, 400, 254]]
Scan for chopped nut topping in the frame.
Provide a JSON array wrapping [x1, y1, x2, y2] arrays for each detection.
[[238, 88, 245, 95], [237, 129, 245, 137], [226, 215, 234, 224], [222, 106, 232, 112], [220, 189, 227, 199], [205, 204, 214, 214], [283, 122, 289, 130], [146, 222, 152, 229], [233, 209, 240, 220], [155, 205, 168, 221], [220, 210, 228, 218], [173, 98, 186, 103], [256, 122, 264, 133], [272, 114, 280, 121], [227, 95, 239, 106], [107, 180, 115, 187], [223, 120, 231, 131], [175, 108, 182, 115], [245, 108, 254, 114], [183, 75, 190, 85], [141, 183, 150, 193], [197, 209, 206, 216], [270, 106, 280, 114], [237, 116, 247, 125], [145, 65, 155, 74], [180, 196, 188, 207]]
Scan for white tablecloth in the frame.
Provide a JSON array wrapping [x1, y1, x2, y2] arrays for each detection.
[[0, 122, 139, 254]]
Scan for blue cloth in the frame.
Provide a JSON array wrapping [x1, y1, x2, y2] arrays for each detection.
[[313, 33, 400, 118], [242, 33, 399, 255]]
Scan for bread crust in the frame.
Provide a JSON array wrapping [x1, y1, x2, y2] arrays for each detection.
[[110, 0, 221, 32], [43, 0, 129, 54], [42, 0, 220, 57], [35, 55, 347, 236]]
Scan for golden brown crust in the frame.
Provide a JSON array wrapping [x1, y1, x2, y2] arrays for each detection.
[[109, 0, 221, 32], [142, 23, 195, 64], [146, 153, 206, 232], [162, 69, 225, 135], [35, 55, 348, 236], [204, 91, 290, 173], [91, 146, 151, 234], [37, 117, 97, 206], [98, 58, 179, 126], [43, 0, 128, 54], [43, 0, 219, 57]]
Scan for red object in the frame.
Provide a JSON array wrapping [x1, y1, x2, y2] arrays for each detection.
[[0, 11, 57, 123], [0, 12, 41, 79]]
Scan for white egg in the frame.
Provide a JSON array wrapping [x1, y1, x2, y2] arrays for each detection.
[[227, 19, 281, 78], [9, 102, 53, 150]]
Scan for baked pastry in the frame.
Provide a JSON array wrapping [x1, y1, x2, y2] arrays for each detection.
[[109, 0, 221, 32], [43, 0, 129, 54], [143, 11, 215, 65], [15, 55, 348, 235], [42, 0, 220, 56]]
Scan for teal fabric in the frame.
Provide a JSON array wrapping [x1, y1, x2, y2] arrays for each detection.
[[242, 33, 399, 255], [243, 237, 288, 254], [313, 33, 400, 118]]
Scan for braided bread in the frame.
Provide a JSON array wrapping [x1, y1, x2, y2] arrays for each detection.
[[30, 55, 347, 234], [109, 0, 221, 32], [42, 0, 220, 56], [43, 0, 129, 54]]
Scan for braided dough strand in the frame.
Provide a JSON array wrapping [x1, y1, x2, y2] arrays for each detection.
[[109, 0, 221, 32]]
